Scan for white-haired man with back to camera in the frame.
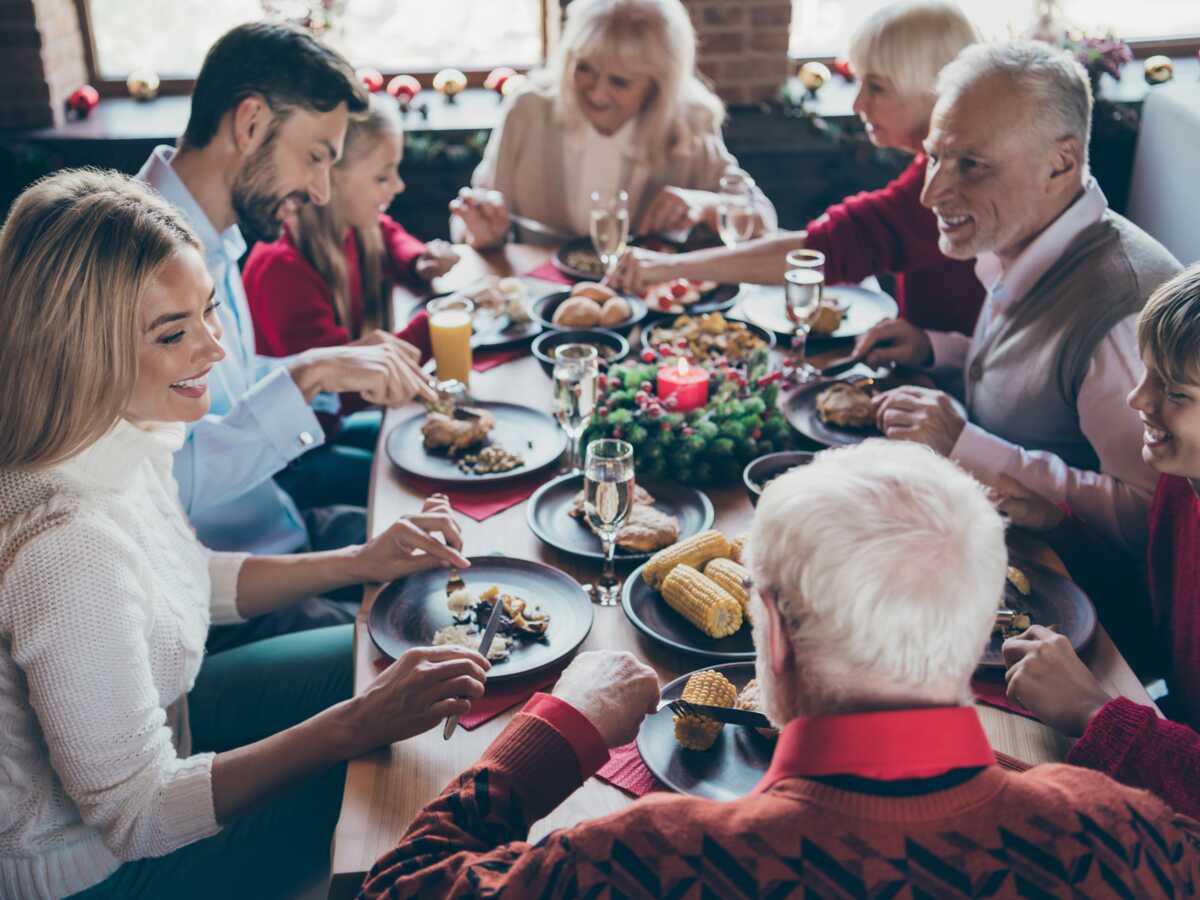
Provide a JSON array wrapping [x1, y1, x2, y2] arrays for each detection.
[[357, 440, 1199, 899], [855, 40, 1179, 555]]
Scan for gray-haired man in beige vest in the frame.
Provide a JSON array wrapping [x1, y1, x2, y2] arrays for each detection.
[[855, 40, 1180, 553]]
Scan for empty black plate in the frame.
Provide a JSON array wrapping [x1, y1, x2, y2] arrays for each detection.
[[368, 556, 594, 682], [637, 662, 772, 800], [526, 473, 714, 561], [385, 401, 566, 484], [622, 561, 755, 660]]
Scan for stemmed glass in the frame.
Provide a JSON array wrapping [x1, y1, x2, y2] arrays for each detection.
[[784, 249, 826, 382], [583, 438, 635, 606], [717, 173, 757, 246], [589, 189, 629, 276], [552, 344, 599, 472]]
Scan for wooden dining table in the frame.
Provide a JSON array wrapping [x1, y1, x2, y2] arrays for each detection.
[[327, 244, 1158, 899]]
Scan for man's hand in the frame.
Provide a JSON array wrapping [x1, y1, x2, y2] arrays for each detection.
[[852, 318, 934, 369], [1003, 625, 1112, 737], [415, 239, 460, 282], [605, 247, 679, 295], [449, 188, 510, 250], [986, 474, 1066, 531], [873, 385, 966, 456], [551, 651, 660, 747], [289, 343, 436, 406]]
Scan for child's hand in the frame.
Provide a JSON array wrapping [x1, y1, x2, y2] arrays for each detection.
[[415, 240, 460, 282]]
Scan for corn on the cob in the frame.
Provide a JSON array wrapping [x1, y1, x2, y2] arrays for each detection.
[[674, 669, 737, 750], [661, 565, 742, 638], [729, 535, 748, 565], [643, 530, 731, 589], [703, 558, 751, 610]]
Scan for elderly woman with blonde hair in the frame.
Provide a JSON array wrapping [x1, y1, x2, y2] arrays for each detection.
[[450, 0, 776, 247], [609, 0, 985, 334], [0, 169, 489, 899]]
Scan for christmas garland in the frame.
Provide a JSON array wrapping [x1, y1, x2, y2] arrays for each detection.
[[582, 355, 793, 485]]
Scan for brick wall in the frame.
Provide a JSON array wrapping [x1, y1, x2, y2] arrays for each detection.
[[0, 0, 87, 129], [684, 0, 793, 106]]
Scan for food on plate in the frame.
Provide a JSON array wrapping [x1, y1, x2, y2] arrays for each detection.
[[815, 381, 876, 429], [661, 564, 743, 638], [1006, 565, 1031, 596], [735, 679, 779, 739], [432, 623, 511, 660], [794, 297, 845, 335], [599, 296, 632, 327], [643, 529, 731, 589], [456, 445, 524, 475], [497, 277, 533, 323], [569, 483, 680, 552], [644, 277, 718, 314], [434, 583, 551, 661], [703, 558, 751, 611], [673, 669, 737, 750], [563, 248, 606, 279], [571, 281, 617, 304], [647, 312, 767, 363], [729, 534, 748, 565], [422, 407, 496, 452], [994, 608, 1033, 638], [552, 295, 602, 327]]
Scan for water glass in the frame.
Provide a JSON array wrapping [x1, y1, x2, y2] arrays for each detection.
[[583, 438, 635, 606], [553, 344, 599, 471], [718, 173, 757, 246]]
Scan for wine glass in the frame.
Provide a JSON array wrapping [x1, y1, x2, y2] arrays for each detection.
[[589, 189, 629, 276], [784, 249, 826, 382], [552, 344, 599, 472], [717, 173, 757, 247], [583, 438, 635, 606]]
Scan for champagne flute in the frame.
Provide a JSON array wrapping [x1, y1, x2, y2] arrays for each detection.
[[784, 249, 826, 382], [590, 189, 629, 276], [553, 344, 599, 472], [583, 438, 635, 606], [717, 173, 757, 247]]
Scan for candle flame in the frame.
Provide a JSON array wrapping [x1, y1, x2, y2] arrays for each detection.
[[676, 357, 689, 375]]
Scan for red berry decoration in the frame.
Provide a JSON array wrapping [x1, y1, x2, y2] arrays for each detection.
[[357, 68, 384, 92], [751, 428, 763, 440], [640, 350, 656, 363], [598, 406, 609, 417], [612, 427, 623, 439], [682, 426, 695, 437], [640, 381, 653, 392], [65, 84, 99, 119], [596, 374, 607, 389]]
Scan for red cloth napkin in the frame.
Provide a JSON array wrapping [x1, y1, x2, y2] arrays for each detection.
[[596, 740, 667, 797], [524, 261, 574, 285], [472, 348, 525, 372], [971, 674, 1039, 721], [400, 473, 545, 522]]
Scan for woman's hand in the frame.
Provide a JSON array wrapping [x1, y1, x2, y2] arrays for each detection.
[[349, 646, 491, 754], [986, 474, 1066, 531], [1003, 625, 1112, 737], [415, 239, 460, 282], [637, 186, 701, 235], [350, 495, 470, 584], [449, 187, 511, 249], [605, 247, 678, 295]]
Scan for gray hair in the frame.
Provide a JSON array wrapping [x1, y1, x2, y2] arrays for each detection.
[[848, 0, 980, 97], [936, 40, 1093, 166]]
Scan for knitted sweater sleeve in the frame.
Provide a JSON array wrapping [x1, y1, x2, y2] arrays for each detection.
[[1067, 696, 1200, 820], [3, 515, 219, 861]]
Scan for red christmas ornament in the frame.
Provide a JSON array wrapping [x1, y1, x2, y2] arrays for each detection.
[[65, 84, 99, 119], [357, 68, 384, 93], [387, 75, 421, 105], [484, 66, 516, 94], [832, 57, 854, 81]]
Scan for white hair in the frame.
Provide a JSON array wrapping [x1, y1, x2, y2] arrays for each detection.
[[534, 0, 725, 166], [848, 0, 980, 97], [936, 39, 1093, 165], [747, 440, 1006, 716]]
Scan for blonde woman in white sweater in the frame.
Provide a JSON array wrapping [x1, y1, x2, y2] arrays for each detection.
[[0, 170, 489, 900]]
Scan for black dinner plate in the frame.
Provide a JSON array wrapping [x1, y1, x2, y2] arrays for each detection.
[[781, 372, 934, 448], [640, 315, 775, 360], [385, 401, 566, 484], [742, 450, 816, 506], [622, 561, 755, 660], [739, 282, 898, 343], [980, 557, 1097, 669], [526, 473, 714, 561], [637, 662, 771, 800], [532, 289, 648, 335], [642, 282, 741, 318], [368, 556, 594, 682], [412, 293, 543, 352]]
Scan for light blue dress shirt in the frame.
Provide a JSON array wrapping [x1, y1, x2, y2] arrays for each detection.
[[139, 146, 326, 554]]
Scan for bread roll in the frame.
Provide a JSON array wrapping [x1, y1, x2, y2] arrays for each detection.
[[571, 281, 616, 303], [598, 296, 632, 326], [552, 296, 602, 327]]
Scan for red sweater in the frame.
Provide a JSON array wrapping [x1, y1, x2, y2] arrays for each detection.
[[360, 696, 1199, 898], [805, 155, 985, 335], [1069, 474, 1200, 817]]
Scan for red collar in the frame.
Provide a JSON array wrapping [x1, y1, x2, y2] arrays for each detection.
[[753, 706, 995, 792]]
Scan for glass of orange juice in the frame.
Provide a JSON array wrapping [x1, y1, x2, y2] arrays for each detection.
[[428, 296, 474, 384]]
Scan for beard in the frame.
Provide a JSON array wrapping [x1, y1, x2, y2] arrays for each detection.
[[231, 129, 309, 242]]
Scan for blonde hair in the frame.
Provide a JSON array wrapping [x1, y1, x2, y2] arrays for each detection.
[[848, 0, 980, 97], [540, 0, 725, 166], [1138, 264, 1200, 388], [748, 440, 1006, 713], [0, 169, 199, 469], [294, 93, 401, 338]]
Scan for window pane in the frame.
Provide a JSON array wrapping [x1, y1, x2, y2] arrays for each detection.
[[88, 0, 542, 79], [1060, 0, 1200, 40]]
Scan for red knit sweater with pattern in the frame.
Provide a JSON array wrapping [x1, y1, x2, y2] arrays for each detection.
[[804, 155, 985, 335]]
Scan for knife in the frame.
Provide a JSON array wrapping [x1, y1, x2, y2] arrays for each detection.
[[509, 212, 574, 242], [667, 699, 773, 730], [443, 592, 505, 740]]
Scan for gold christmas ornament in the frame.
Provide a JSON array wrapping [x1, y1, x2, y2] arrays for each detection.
[[1143, 55, 1174, 84], [126, 68, 160, 101], [798, 61, 831, 93], [433, 68, 468, 102]]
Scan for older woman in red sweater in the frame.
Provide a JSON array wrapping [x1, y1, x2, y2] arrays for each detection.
[[999, 264, 1200, 818], [607, 0, 984, 335]]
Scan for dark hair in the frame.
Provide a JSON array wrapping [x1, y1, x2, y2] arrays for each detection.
[[182, 22, 368, 149]]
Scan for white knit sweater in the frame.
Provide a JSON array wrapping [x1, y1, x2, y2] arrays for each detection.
[[0, 420, 247, 899]]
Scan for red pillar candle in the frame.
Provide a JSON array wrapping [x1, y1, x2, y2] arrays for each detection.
[[656, 359, 709, 412]]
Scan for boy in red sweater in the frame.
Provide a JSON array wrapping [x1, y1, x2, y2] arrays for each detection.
[[1000, 264, 1200, 819], [361, 440, 1199, 899]]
